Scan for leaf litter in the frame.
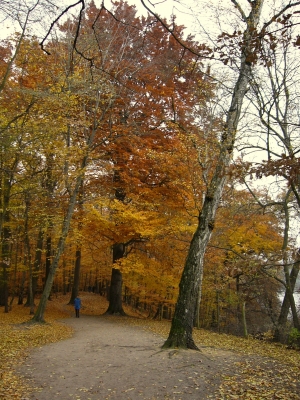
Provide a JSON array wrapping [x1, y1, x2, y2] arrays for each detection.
[[1, 293, 299, 399]]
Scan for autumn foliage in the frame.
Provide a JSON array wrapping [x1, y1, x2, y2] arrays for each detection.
[[0, 1, 297, 339]]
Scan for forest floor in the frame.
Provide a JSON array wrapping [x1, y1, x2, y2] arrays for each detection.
[[1, 293, 300, 400]]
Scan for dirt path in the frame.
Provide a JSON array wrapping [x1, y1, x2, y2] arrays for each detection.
[[18, 315, 243, 400]]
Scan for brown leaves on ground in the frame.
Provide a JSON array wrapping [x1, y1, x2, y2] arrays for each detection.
[[0, 298, 73, 400], [124, 314, 300, 399], [1, 293, 300, 400]]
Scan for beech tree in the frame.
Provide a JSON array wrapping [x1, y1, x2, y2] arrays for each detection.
[[59, 1, 212, 315], [2, 1, 299, 343], [1, 1, 210, 320]]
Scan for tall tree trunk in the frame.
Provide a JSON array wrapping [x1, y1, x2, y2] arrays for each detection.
[[105, 243, 126, 315], [275, 261, 300, 340], [105, 166, 127, 315], [32, 171, 85, 322], [9, 227, 21, 310], [0, 175, 11, 312], [25, 229, 43, 305], [69, 181, 84, 305], [274, 198, 300, 341], [242, 301, 248, 338], [69, 247, 81, 305], [23, 194, 35, 315], [274, 261, 300, 342], [34, 230, 43, 298], [163, 1, 263, 349], [45, 235, 52, 299], [163, 191, 225, 349]]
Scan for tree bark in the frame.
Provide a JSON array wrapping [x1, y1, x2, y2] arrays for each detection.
[[274, 197, 300, 341], [26, 229, 43, 305], [274, 262, 300, 341], [163, 0, 264, 349], [0, 175, 11, 312], [105, 243, 126, 315], [24, 194, 35, 314], [242, 301, 248, 338], [45, 235, 52, 299], [69, 247, 81, 305], [69, 181, 84, 305], [163, 187, 225, 349]]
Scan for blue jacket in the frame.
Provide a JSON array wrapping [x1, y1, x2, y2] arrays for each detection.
[[74, 297, 81, 309]]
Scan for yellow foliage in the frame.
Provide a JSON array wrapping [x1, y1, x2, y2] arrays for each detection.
[[1, 294, 299, 400]]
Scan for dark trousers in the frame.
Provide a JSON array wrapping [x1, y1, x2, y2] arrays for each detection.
[[75, 308, 80, 318]]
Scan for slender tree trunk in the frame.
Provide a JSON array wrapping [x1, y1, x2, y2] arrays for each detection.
[[274, 199, 300, 341], [242, 301, 248, 338], [0, 176, 11, 312], [274, 261, 300, 342], [69, 181, 84, 305], [25, 231, 42, 306], [163, 1, 263, 349], [32, 171, 85, 322], [283, 265, 300, 331], [24, 194, 35, 314], [62, 257, 67, 295], [69, 247, 81, 305], [9, 230, 20, 310], [18, 271, 26, 305], [216, 290, 220, 333], [45, 235, 52, 299], [275, 261, 300, 341], [31, 229, 43, 302]]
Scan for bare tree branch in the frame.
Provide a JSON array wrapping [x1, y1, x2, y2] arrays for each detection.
[[39, 0, 85, 55]]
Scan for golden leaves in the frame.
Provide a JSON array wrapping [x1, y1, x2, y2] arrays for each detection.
[[0, 299, 73, 400], [2, 294, 300, 400], [129, 318, 300, 400]]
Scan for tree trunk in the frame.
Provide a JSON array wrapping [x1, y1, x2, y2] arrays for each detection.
[[163, 212, 222, 349], [0, 174, 11, 311], [24, 194, 35, 315], [26, 229, 43, 305], [283, 265, 300, 331], [274, 262, 300, 342], [45, 234, 51, 287], [162, 1, 263, 349], [18, 272, 26, 305], [242, 301, 248, 338], [105, 243, 126, 315], [274, 197, 300, 341], [69, 247, 81, 305], [32, 170, 85, 323], [69, 181, 84, 305]]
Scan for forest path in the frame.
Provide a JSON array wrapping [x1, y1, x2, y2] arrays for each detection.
[[17, 314, 243, 400]]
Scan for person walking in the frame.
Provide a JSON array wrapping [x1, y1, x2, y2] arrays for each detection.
[[74, 295, 81, 318]]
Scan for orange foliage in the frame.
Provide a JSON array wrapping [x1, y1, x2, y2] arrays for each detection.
[[0, 1, 286, 326]]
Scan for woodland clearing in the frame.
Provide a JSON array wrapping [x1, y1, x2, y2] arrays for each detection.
[[0, 293, 299, 400]]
